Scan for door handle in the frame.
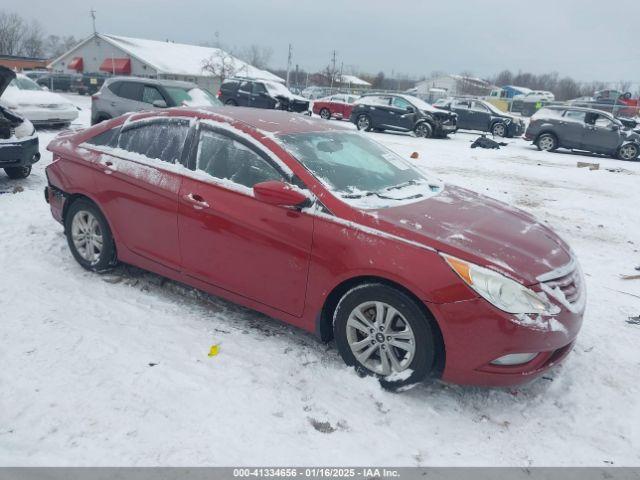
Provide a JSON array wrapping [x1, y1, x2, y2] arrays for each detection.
[[101, 159, 115, 174], [183, 193, 210, 210]]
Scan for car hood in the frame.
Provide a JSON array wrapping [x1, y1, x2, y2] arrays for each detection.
[[369, 185, 572, 285], [1, 87, 71, 106], [0, 66, 16, 97]]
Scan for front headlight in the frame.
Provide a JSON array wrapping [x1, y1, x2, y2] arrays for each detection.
[[441, 254, 559, 315]]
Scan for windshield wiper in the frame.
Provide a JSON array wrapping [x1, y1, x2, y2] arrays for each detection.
[[382, 179, 419, 192]]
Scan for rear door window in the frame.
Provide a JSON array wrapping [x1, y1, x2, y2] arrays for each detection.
[[142, 86, 166, 105], [564, 110, 587, 122], [117, 119, 190, 164], [86, 127, 121, 147], [117, 82, 143, 102]]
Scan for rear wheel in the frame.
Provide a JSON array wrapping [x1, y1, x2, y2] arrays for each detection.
[[319, 108, 331, 120], [65, 199, 117, 272], [334, 283, 436, 390], [491, 122, 507, 137], [414, 122, 433, 138], [225, 99, 238, 106], [356, 114, 372, 132], [536, 133, 558, 152], [617, 143, 639, 161], [4, 166, 31, 179]]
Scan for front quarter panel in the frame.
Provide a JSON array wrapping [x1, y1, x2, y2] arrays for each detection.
[[303, 212, 476, 330]]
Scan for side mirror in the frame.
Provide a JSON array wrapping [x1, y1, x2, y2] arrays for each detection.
[[152, 99, 167, 108], [405, 106, 415, 113], [611, 124, 620, 131], [253, 181, 311, 208]]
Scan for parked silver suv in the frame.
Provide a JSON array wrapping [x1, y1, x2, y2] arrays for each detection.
[[524, 106, 640, 161], [91, 77, 221, 125]]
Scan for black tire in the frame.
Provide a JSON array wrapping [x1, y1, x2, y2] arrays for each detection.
[[491, 122, 507, 137], [617, 143, 639, 161], [225, 99, 238, 106], [536, 132, 558, 152], [356, 114, 372, 132], [333, 283, 436, 390], [414, 122, 433, 138], [4, 166, 32, 179], [64, 199, 117, 272], [319, 108, 331, 120]]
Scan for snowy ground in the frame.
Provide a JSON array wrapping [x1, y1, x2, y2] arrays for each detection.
[[1, 94, 639, 466]]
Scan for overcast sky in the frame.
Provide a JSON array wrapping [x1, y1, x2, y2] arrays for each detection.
[[12, 0, 640, 82]]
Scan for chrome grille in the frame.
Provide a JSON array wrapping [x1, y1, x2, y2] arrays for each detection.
[[537, 258, 586, 313], [543, 269, 582, 304]]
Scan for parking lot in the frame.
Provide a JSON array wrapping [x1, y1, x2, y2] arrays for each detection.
[[1, 93, 639, 466]]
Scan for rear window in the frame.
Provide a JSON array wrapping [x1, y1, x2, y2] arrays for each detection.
[[85, 127, 120, 147], [221, 80, 239, 91], [117, 120, 190, 163]]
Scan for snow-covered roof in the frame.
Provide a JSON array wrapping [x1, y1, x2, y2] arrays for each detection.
[[338, 74, 371, 86], [51, 34, 283, 83]]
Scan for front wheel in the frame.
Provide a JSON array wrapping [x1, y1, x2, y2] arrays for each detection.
[[491, 122, 507, 137], [319, 108, 331, 120], [334, 283, 436, 390], [617, 143, 639, 161], [356, 114, 372, 132], [414, 122, 433, 138], [65, 199, 117, 272], [4, 166, 31, 179]]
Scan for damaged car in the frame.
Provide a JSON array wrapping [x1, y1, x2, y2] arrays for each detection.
[[0, 67, 40, 179], [434, 98, 525, 138], [525, 106, 640, 161], [45, 107, 583, 389], [349, 94, 457, 138], [218, 78, 310, 113]]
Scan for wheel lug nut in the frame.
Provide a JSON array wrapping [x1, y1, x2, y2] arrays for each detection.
[[387, 336, 391, 341], [379, 326, 384, 331], [381, 345, 386, 350], [371, 340, 376, 345]]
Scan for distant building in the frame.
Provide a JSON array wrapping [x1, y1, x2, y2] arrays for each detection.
[[412, 74, 493, 97], [337, 74, 371, 90], [0, 55, 48, 71], [48, 33, 283, 93]]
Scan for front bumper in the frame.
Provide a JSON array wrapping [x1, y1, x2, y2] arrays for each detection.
[[428, 296, 584, 387], [0, 136, 40, 168]]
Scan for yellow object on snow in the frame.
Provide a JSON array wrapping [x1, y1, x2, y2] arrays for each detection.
[[208, 344, 220, 357]]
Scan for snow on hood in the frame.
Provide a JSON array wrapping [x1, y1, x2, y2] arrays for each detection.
[[369, 184, 572, 284], [2, 86, 73, 107], [0, 66, 16, 98]]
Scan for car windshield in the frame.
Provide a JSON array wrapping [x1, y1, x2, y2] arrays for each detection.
[[164, 86, 221, 107], [264, 82, 294, 98], [10, 76, 42, 91], [277, 131, 442, 209]]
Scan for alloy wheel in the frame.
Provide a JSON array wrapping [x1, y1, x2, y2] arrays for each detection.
[[357, 115, 371, 131], [320, 109, 331, 120], [346, 301, 416, 376], [492, 123, 506, 137], [619, 143, 638, 160], [71, 210, 104, 265], [538, 134, 556, 151]]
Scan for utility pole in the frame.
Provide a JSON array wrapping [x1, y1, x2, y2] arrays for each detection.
[[295, 64, 299, 90], [90, 8, 97, 35], [339, 61, 344, 93], [329, 50, 337, 93], [285, 43, 292, 87]]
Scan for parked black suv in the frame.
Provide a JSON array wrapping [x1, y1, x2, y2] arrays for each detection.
[[71, 73, 110, 96], [218, 78, 310, 113], [524, 106, 640, 161], [349, 94, 457, 138], [36, 73, 80, 92], [434, 97, 524, 137]]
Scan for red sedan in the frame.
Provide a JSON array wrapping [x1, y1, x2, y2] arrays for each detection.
[[45, 107, 585, 388], [312, 94, 359, 120]]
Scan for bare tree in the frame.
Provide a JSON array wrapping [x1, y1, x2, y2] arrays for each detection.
[[202, 49, 239, 83], [237, 44, 273, 70], [21, 19, 45, 57], [0, 11, 25, 55]]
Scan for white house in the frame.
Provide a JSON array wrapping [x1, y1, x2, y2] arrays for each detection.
[[48, 33, 283, 93]]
